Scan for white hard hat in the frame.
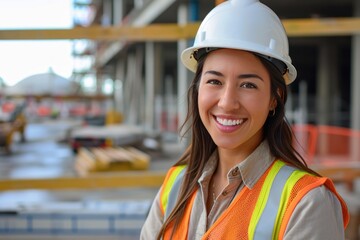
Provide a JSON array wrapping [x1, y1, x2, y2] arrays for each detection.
[[181, 0, 297, 84]]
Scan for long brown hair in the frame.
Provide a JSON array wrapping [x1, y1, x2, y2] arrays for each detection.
[[156, 51, 319, 239]]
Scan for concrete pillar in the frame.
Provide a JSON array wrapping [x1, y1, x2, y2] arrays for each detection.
[[113, 0, 124, 25], [145, 42, 155, 131], [350, 0, 360, 161], [316, 43, 340, 157], [298, 80, 308, 125], [95, 70, 103, 95], [351, 0, 360, 130], [102, 0, 112, 26], [177, 4, 189, 143], [316, 43, 338, 125], [154, 44, 163, 133], [124, 52, 143, 125], [114, 58, 125, 113], [143, 42, 162, 131]]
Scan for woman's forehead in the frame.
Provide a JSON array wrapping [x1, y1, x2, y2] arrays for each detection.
[[203, 49, 268, 75]]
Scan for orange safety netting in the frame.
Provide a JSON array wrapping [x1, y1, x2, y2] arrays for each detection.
[[292, 124, 360, 166]]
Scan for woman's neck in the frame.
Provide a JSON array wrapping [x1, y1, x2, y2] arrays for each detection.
[[216, 140, 262, 178], [216, 149, 246, 177]]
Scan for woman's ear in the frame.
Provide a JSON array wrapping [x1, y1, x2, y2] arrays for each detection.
[[270, 98, 277, 111], [269, 88, 281, 110]]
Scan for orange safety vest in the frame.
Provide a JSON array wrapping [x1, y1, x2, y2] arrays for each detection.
[[160, 160, 349, 240]]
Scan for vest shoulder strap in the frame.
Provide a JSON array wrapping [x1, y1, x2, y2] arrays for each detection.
[[160, 165, 186, 217], [278, 173, 350, 239], [251, 161, 299, 239]]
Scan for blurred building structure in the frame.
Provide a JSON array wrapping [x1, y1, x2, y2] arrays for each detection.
[[70, 0, 360, 135], [0, 0, 359, 134], [1, 1, 360, 239]]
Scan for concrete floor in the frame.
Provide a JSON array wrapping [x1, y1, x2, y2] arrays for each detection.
[[0, 120, 182, 240]]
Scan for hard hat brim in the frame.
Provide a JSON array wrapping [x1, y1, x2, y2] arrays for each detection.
[[181, 45, 297, 85]]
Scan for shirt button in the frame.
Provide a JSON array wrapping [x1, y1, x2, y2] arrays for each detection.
[[222, 191, 228, 196], [231, 168, 239, 176]]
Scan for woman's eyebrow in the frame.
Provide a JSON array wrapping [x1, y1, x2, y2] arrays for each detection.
[[238, 74, 263, 81], [204, 70, 223, 77], [204, 70, 263, 81]]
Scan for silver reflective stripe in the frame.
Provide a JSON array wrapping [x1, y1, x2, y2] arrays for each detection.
[[253, 165, 296, 240], [165, 167, 186, 219]]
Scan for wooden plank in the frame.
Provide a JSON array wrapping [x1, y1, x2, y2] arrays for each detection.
[[75, 148, 97, 173], [0, 18, 360, 41], [0, 171, 166, 191]]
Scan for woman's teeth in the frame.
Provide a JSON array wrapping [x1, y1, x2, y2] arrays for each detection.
[[216, 117, 244, 126]]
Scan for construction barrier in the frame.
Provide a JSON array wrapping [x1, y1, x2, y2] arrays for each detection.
[[292, 124, 360, 166]]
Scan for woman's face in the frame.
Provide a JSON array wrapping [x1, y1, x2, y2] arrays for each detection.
[[198, 49, 275, 154]]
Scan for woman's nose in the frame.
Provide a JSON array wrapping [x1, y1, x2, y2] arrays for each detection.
[[217, 85, 240, 111]]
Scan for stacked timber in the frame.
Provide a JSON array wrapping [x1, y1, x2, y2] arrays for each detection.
[[75, 147, 150, 175]]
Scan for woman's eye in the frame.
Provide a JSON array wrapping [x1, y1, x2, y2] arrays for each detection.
[[240, 82, 257, 89], [206, 79, 222, 85]]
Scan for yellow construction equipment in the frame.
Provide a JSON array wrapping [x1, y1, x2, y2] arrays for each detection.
[[0, 104, 26, 154]]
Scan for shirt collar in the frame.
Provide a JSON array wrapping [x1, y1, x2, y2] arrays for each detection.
[[198, 140, 275, 189], [198, 151, 218, 183], [238, 140, 275, 189]]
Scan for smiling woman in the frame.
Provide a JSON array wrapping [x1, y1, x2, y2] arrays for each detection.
[[198, 49, 272, 157], [0, 0, 73, 86], [140, 0, 350, 239]]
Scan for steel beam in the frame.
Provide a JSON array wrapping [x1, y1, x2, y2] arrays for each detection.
[[0, 171, 166, 191], [1, 18, 360, 41]]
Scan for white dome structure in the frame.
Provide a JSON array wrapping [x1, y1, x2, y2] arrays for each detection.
[[5, 72, 79, 95]]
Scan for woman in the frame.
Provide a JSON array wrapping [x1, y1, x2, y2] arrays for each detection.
[[141, 0, 349, 239]]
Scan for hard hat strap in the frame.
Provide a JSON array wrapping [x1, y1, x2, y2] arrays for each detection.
[[192, 48, 288, 76], [192, 47, 219, 61]]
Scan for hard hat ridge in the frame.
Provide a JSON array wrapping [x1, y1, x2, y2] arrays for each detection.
[[230, 0, 258, 7]]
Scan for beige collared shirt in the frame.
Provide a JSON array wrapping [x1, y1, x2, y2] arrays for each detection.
[[141, 141, 346, 240]]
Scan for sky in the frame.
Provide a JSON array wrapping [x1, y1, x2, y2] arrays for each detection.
[[0, 0, 74, 86]]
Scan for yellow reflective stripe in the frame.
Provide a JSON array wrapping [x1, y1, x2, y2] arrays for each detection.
[[160, 165, 186, 215], [253, 165, 296, 239], [272, 170, 308, 239], [248, 160, 285, 239]]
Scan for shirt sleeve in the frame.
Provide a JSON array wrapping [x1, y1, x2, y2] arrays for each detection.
[[140, 188, 164, 239], [284, 185, 345, 240]]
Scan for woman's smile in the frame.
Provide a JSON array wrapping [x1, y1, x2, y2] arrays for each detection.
[[215, 116, 244, 126], [213, 115, 246, 133]]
